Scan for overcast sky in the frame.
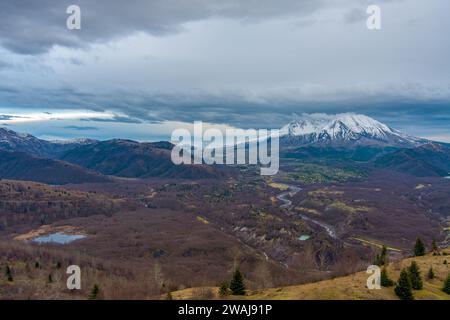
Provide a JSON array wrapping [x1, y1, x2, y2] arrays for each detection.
[[0, 0, 449, 141]]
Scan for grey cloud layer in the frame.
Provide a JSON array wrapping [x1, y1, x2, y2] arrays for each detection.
[[0, 0, 325, 54], [0, 0, 449, 140], [3, 84, 449, 131]]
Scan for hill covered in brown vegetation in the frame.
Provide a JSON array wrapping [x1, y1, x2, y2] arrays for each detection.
[[0, 150, 110, 185], [0, 180, 122, 232], [170, 252, 450, 300]]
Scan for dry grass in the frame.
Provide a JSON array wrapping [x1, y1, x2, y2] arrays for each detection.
[[196, 216, 209, 224], [350, 237, 402, 252], [267, 182, 290, 191], [168, 252, 450, 300], [247, 253, 450, 300]]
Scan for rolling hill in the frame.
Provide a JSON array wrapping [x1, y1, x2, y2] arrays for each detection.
[[0, 149, 110, 184], [0, 128, 230, 180], [0, 179, 121, 230], [59, 139, 230, 179], [375, 143, 450, 177], [170, 252, 450, 300]]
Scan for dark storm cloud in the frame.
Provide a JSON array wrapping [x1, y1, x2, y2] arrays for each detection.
[[0, 0, 324, 54], [0, 114, 26, 121], [6, 84, 448, 132], [0, 84, 104, 112], [0, 84, 20, 94], [63, 125, 98, 131], [81, 115, 143, 124]]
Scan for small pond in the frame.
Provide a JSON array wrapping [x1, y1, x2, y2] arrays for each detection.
[[32, 232, 86, 244], [298, 235, 311, 241]]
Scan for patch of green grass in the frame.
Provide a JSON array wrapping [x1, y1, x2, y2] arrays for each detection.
[[326, 201, 371, 214], [285, 163, 366, 184]]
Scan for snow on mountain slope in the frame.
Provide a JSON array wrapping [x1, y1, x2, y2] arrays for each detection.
[[280, 113, 427, 147], [0, 127, 96, 158], [279, 117, 327, 136], [51, 138, 98, 145]]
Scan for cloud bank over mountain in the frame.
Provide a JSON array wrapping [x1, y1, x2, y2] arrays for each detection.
[[0, 0, 449, 141]]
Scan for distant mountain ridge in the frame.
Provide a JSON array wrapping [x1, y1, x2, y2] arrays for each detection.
[[60, 139, 229, 179], [280, 113, 427, 147], [375, 143, 450, 177], [0, 128, 226, 184], [0, 149, 109, 184], [277, 114, 450, 177], [0, 128, 228, 182], [0, 127, 97, 158], [0, 118, 448, 182]]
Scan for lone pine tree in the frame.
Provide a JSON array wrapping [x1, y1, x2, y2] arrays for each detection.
[[380, 268, 394, 287], [5, 265, 13, 282], [407, 261, 423, 290], [88, 284, 100, 300], [395, 269, 414, 300], [427, 267, 435, 280], [414, 238, 425, 257], [373, 245, 388, 266], [431, 239, 438, 253], [443, 274, 450, 295], [218, 282, 229, 296], [229, 269, 246, 296]]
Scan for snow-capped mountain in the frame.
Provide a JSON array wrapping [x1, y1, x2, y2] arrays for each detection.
[[280, 113, 427, 147], [51, 138, 98, 145], [0, 127, 97, 158]]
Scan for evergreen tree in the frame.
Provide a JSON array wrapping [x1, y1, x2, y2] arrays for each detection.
[[380, 268, 394, 287], [414, 238, 425, 256], [218, 282, 229, 296], [88, 284, 100, 300], [431, 239, 438, 253], [395, 269, 414, 300], [5, 265, 13, 282], [407, 261, 423, 290], [374, 245, 388, 266], [380, 245, 387, 262], [443, 274, 450, 295], [373, 254, 381, 266], [229, 269, 246, 295], [427, 267, 435, 280]]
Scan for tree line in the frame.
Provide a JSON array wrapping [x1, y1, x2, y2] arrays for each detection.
[[373, 237, 450, 300]]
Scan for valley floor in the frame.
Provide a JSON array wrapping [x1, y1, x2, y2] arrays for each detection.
[[0, 166, 449, 299]]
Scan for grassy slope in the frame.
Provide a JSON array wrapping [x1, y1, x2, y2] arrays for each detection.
[[171, 252, 450, 300]]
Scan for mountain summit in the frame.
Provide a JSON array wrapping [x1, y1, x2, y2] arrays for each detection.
[[0, 127, 97, 158], [280, 113, 427, 147]]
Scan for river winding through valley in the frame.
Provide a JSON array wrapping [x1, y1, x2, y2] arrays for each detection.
[[276, 184, 338, 240]]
